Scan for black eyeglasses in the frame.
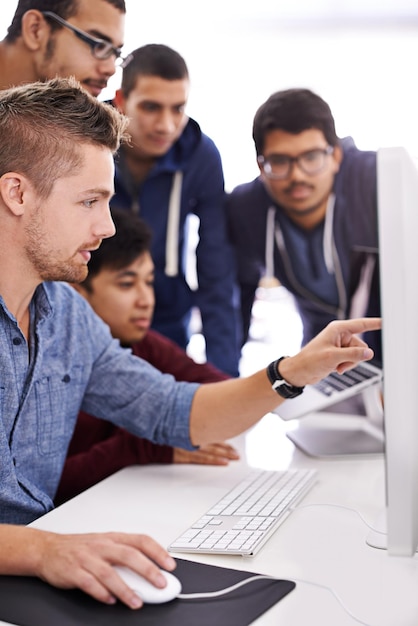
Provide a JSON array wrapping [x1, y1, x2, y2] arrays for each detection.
[[42, 11, 123, 61], [258, 146, 334, 180]]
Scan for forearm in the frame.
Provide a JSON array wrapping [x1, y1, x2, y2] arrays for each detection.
[[0, 525, 45, 576], [0, 525, 177, 608], [190, 369, 280, 445]]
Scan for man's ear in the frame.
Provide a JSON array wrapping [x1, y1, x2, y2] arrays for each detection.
[[114, 89, 126, 113], [20, 10, 51, 52], [0, 173, 31, 216]]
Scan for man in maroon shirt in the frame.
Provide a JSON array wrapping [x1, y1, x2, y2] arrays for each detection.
[[55, 210, 238, 504]]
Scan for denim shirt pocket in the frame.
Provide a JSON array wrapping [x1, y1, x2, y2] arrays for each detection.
[[35, 364, 86, 456]]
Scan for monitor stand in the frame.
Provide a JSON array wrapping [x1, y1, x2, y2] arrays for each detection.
[[366, 509, 418, 554], [286, 387, 385, 457]]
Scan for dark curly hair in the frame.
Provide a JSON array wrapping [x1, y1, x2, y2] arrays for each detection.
[[253, 88, 339, 156]]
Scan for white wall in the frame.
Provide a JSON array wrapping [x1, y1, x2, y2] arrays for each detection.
[[120, 1, 418, 189], [1, 2, 418, 190]]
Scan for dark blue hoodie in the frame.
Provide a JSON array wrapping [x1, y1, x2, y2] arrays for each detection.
[[226, 138, 381, 362], [112, 117, 241, 376]]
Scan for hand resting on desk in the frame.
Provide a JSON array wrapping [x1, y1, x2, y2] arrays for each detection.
[[173, 441, 240, 465]]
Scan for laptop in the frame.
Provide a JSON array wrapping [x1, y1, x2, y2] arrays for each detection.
[[273, 360, 383, 421]]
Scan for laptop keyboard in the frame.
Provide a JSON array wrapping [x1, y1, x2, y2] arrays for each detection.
[[314, 363, 380, 397]]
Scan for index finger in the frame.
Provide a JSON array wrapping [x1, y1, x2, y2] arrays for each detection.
[[110, 533, 176, 573], [332, 317, 382, 335]]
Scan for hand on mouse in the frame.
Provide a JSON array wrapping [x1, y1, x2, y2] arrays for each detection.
[[6, 526, 176, 609]]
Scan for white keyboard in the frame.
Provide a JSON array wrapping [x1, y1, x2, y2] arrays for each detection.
[[169, 467, 317, 556]]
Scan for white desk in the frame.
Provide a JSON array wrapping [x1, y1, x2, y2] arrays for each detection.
[[3, 413, 418, 625]]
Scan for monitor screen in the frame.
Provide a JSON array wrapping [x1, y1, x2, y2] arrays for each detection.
[[368, 146, 418, 556]]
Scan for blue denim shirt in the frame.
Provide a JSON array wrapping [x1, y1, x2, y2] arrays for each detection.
[[0, 282, 198, 525]]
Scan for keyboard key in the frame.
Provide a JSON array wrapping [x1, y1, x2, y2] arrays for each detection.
[[314, 363, 379, 396]]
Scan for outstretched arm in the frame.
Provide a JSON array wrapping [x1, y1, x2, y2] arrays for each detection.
[[189, 318, 381, 445]]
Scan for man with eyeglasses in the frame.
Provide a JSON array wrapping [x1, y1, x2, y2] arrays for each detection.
[[0, 0, 125, 97], [226, 88, 381, 361]]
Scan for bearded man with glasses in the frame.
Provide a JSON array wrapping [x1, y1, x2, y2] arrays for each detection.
[[0, 0, 125, 98], [226, 88, 381, 363]]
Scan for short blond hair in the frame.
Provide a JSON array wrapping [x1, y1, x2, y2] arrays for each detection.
[[0, 76, 130, 197]]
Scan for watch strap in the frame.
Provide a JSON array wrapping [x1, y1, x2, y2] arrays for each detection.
[[267, 357, 305, 399]]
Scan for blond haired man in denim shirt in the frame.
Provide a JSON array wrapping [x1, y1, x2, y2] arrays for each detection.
[[0, 77, 380, 610]]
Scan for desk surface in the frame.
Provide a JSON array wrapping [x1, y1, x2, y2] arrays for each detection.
[[3, 412, 418, 626]]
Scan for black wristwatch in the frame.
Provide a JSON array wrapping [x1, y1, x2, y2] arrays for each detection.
[[267, 357, 305, 399]]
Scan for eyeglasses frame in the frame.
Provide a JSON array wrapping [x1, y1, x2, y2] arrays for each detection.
[[258, 145, 335, 180], [41, 10, 123, 61]]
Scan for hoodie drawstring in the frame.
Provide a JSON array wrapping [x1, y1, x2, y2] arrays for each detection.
[[265, 195, 346, 319], [165, 171, 183, 277]]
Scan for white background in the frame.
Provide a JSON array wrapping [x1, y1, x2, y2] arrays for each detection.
[[1, 1, 418, 189]]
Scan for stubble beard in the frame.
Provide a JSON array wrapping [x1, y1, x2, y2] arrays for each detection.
[[24, 214, 89, 284]]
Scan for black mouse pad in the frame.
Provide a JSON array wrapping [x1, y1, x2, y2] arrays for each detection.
[[0, 557, 295, 626]]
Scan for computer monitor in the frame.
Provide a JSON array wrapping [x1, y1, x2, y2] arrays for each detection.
[[367, 146, 418, 556]]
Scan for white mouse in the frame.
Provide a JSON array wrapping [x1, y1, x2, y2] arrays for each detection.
[[114, 565, 182, 604]]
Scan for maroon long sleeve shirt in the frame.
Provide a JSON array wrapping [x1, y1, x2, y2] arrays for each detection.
[[55, 329, 229, 505]]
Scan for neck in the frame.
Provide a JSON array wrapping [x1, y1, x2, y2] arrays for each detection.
[[121, 145, 156, 185], [0, 285, 35, 342], [276, 187, 334, 231], [17, 307, 31, 342], [0, 40, 39, 90], [0, 216, 39, 340]]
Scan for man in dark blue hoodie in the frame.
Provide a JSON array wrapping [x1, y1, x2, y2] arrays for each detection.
[[226, 88, 381, 362], [112, 44, 240, 377]]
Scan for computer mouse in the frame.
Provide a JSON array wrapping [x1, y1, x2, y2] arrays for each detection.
[[114, 565, 182, 604]]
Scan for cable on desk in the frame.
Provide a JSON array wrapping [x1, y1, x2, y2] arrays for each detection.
[[176, 502, 384, 623], [291, 502, 387, 535], [178, 573, 372, 625], [177, 574, 273, 599], [291, 577, 372, 626]]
